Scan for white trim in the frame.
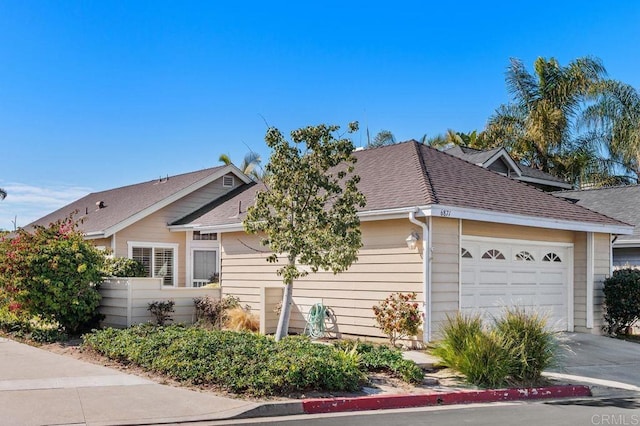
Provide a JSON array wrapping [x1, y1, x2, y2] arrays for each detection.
[[613, 239, 640, 248], [460, 235, 574, 248], [127, 241, 180, 287], [168, 202, 633, 236], [458, 219, 462, 312], [408, 211, 430, 343], [481, 148, 522, 177], [567, 245, 575, 332], [586, 232, 594, 329], [111, 233, 117, 255], [102, 165, 251, 238], [424, 205, 633, 235], [516, 175, 573, 190]]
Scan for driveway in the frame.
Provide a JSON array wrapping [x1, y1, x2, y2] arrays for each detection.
[[0, 337, 259, 425], [547, 332, 640, 389]]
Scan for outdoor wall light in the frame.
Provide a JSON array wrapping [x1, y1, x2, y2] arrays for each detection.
[[406, 231, 420, 251]]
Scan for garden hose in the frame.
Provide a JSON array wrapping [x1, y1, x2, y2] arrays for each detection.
[[305, 303, 327, 339]]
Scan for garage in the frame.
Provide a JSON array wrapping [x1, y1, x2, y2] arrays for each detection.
[[460, 236, 572, 331]]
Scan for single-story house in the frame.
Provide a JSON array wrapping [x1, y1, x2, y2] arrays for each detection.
[[555, 186, 640, 269], [444, 145, 573, 191], [28, 141, 632, 341]]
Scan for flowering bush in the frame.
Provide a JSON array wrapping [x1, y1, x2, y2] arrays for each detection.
[[372, 292, 422, 346], [0, 213, 104, 334]]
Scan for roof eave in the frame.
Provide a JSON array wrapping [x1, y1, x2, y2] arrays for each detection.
[[517, 175, 573, 190], [481, 148, 523, 177], [100, 165, 251, 237]]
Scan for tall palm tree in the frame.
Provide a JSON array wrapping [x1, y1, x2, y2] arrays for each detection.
[[484, 56, 613, 187], [0, 188, 6, 200], [219, 151, 263, 180], [583, 80, 640, 184], [367, 130, 396, 148]]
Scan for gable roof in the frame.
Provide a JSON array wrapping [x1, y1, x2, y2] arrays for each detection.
[[170, 141, 630, 234], [444, 145, 572, 189], [555, 185, 640, 244], [28, 164, 251, 238]]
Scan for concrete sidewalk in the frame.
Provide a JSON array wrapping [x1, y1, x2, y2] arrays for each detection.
[[0, 337, 259, 425]]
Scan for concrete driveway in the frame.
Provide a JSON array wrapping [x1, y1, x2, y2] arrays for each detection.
[[547, 333, 640, 389]]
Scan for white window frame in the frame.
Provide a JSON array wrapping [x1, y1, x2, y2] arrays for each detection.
[[127, 241, 179, 287], [185, 231, 221, 288]]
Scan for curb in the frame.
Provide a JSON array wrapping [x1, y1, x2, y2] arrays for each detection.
[[301, 385, 591, 414]]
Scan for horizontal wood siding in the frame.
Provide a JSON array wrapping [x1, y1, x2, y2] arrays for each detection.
[[221, 219, 423, 338], [573, 233, 587, 330], [462, 221, 575, 243], [593, 233, 611, 332], [99, 277, 220, 327], [430, 217, 460, 338]]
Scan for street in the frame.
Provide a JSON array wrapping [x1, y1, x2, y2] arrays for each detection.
[[212, 396, 640, 426]]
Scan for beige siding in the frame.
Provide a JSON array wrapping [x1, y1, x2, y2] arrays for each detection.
[[573, 233, 587, 330], [90, 237, 113, 251], [593, 233, 611, 332], [221, 219, 423, 339], [462, 221, 575, 243], [430, 217, 460, 337], [111, 176, 236, 287]]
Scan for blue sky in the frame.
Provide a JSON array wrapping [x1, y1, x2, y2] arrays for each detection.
[[1, 1, 640, 230]]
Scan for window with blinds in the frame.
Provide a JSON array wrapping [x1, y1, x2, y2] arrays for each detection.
[[131, 246, 175, 286]]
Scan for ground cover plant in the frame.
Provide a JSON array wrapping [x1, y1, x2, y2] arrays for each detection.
[[83, 325, 424, 396], [432, 308, 556, 388]]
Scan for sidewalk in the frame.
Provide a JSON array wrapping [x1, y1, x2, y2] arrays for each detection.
[[0, 337, 259, 425], [1, 336, 630, 425]]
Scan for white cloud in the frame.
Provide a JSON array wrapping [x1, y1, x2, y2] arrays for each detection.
[[0, 182, 92, 231]]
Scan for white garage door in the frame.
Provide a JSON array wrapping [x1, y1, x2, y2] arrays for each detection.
[[460, 237, 572, 331]]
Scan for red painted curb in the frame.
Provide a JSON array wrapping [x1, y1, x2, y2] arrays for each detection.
[[302, 385, 591, 414]]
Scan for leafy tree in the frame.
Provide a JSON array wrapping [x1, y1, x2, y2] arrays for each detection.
[[583, 80, 640, 184], [367, 129, 396, 148], [219, 151, 263, 180], [244, 122, 366, 341], [0, 214, 104, 333], [484, 56, 615, 187], [424, 129, 491, 150]]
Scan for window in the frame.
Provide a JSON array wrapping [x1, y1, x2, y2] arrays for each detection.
[[223, 175, 234, 187], [192, 250, 217, 287], [130, 243, 177, 286], [461, 248, 473, 259], [482, 249, 505, 260], [193, 231, 217, 241], [543, 252, 562, 263], [515, 251, 535, 261]]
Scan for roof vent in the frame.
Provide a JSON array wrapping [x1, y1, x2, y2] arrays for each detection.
[[96, 201, 106, 209]]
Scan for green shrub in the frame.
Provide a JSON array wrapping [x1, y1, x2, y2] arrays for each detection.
[[431, 312, 484, 372], [193, 295, 242, 329], [83, 325, 365, 396], [372, 292, 423, 346], [147, 300, 175, 326], [102, 257, 147, 277], [0, 305, 67, 343], [333, 340, 424, 383], [432, 309, 557, 388], [0, 214, 104, 334], [495, 307, 556, 384], [603, 269, 640, 335]]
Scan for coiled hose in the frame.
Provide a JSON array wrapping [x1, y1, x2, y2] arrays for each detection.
[[305, 303, 327, 339]]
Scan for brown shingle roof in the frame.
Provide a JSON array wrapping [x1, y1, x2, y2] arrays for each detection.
[[28, 166, 228, 235], [174, 141, 627, 229]]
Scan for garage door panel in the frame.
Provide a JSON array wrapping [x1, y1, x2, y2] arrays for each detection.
[[461, 237, 570, 331]]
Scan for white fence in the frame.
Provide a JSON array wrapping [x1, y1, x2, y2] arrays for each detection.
[[99, 277, 221, 328]]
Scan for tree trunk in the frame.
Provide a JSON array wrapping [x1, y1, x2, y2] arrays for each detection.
[[274, 256, 296, 342], [274, 283, 293, 341]]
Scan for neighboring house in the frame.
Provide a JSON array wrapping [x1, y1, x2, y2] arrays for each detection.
[[555, 186, 640, 269], [444, 146, 573, 191], [29, 141, 632, 341], [28, 164, 253, 288]]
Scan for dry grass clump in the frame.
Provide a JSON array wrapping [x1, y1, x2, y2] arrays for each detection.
[[225, 307, 259, 332]]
